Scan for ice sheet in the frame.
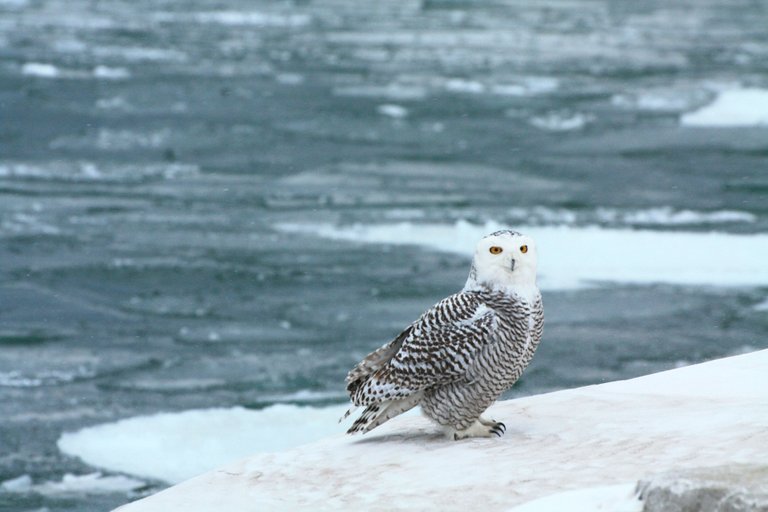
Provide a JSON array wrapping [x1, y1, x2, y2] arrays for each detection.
[[681, 88, 768, 127], [277, 220, 768, 290], [58, 405, 350, 483]]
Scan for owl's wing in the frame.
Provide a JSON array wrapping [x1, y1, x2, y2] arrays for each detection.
[[387, 292, 499, 390], [347, 292, 501, 406], [345, 325, 413, 389]]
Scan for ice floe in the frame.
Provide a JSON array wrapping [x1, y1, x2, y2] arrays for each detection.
[[529, 112, 594, 131], [377, 104, 409, 118], [681, 88, 768, 127], [58, 405, 351, 484], [21, 62, 59, 77], [277, 220, 768, 290], [1, 472, 145, 495]]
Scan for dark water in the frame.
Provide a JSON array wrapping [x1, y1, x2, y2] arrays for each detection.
[[1, 0, 768, 510]]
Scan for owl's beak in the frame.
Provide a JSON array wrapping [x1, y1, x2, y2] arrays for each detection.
[[510, 258, 516, 271]]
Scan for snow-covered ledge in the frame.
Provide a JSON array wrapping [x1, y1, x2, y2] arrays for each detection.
[[116, 350, 768, 512]]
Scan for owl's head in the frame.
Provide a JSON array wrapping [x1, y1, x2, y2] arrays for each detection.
[[465, 230, 538, 292]]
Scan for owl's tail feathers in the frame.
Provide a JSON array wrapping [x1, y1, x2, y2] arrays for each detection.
[[346, 395, 421, 435], [338, 405, 359, 424]]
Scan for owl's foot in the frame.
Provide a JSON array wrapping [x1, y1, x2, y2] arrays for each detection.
[[479, 416, 506, 435], [450, 419, 506, 440]]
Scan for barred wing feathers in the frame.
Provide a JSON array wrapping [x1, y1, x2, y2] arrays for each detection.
[[347, 292, 498, 406]]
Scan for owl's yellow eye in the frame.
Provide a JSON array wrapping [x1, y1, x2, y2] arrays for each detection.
[[520, 245, 528, 254], [489, 246, 503, 255]]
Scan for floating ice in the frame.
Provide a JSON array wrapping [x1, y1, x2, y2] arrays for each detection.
[[333, 84, 428, 100], [21, 62, 59, 78], [611, 86, 711, 112], [0, 475, 32, 492], [681, 88, 768, 127], [275, 73, 304, 85], [491, 77, 559, 96], [0, 367, 95, 387], [529, 112, 594, 131], [20, 63, 130, 80], [0, 212, 61, 237], [613, 92, 692, 111], [444, 78, 486, 94], [1, 472, 145, 495], [594, 207, 756, 226], [277, 220, 768, 290], [92, 46, 187, 63], [505, 206, 756, 227], [58, 405, 351, 483], [152, 11, 311, 27], [50, 129, 171, 151], [0, 161, 198, 182], [377, 104, 409, 118], [192, 11, 310, 27], [93, 65, 130, 79], [96, 96, 132, 111]]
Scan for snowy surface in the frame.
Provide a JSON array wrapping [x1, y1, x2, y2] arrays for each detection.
[[116, 349, 768, 512], [681, 88, 768, 127], [506, 484, 640, 512], [277, 220, 768, 289]]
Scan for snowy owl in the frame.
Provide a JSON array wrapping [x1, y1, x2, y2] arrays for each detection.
[[343, 230, 543, 440]]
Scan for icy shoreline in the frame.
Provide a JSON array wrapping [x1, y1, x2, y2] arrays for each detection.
[[114, 349, 768, 511]]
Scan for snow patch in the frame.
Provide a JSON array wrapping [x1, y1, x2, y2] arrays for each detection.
[[681, 88, 768, 127], [276, 220, 768, 290]]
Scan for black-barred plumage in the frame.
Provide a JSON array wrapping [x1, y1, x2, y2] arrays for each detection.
[[343, 230, 543, 439]]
